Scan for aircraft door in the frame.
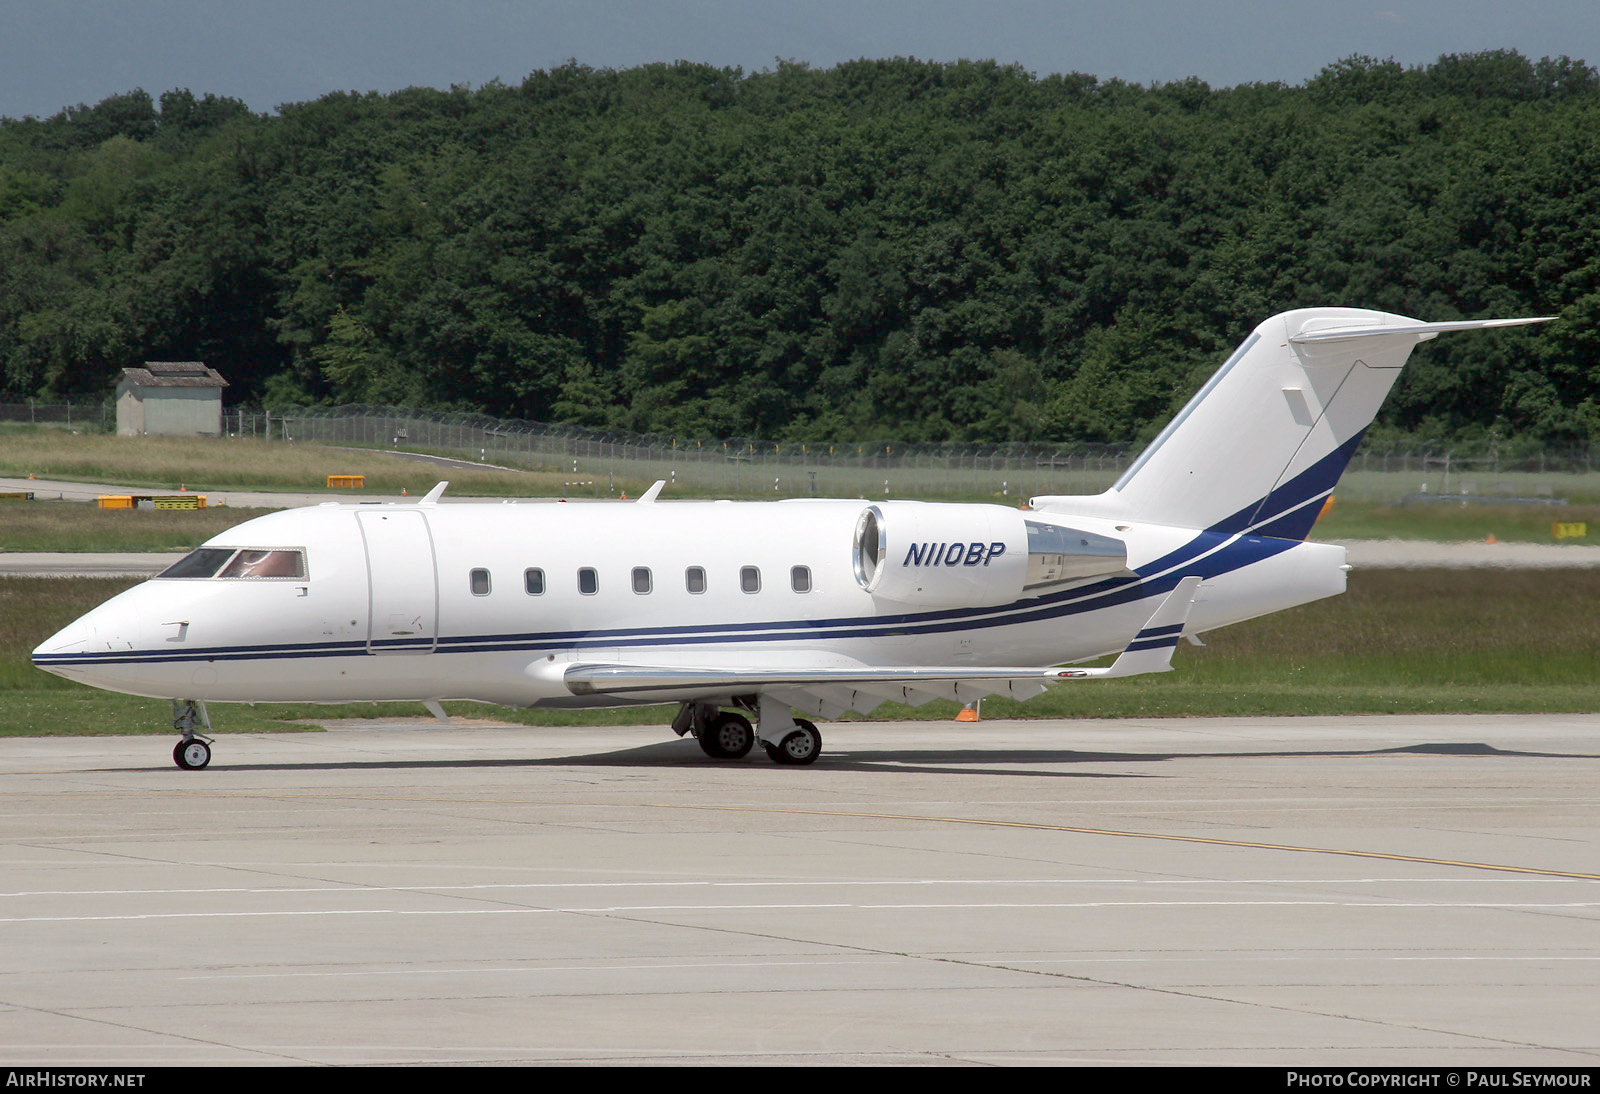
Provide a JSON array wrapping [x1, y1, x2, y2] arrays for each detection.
[[358, 510, 438, 654]]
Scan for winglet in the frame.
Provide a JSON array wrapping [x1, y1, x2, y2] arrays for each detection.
[[638, 480, 666, 503], [1049, 576, 1203, 680], [419, 482, 449, 505]]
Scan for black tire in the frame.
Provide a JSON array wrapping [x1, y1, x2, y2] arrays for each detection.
[[769, 720, 821, 766], [697, 711, 755, 759], [174, 739, 211, 770]]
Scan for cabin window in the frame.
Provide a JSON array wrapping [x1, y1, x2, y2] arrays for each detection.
[[524, 568, 545, 595], [685, 566, 706, 594], [157, 547, 306, 580], [578, 567, 599, 595], [632, 567, 652, 594], [740, 566, 761, 593], [470, 568, 491, 596], [791, 565, 812, 593]]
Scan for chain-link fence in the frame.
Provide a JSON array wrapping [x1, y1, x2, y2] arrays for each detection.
[[257, 404, 1600, 501], [0, 399, 108, 429], [9, 397, 1598, 501], [257, 404, 1133, 499], [1337, 444, 1600, 504]]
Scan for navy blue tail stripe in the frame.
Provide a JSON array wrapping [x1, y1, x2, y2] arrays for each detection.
[[1209, 429, 1367, 540]]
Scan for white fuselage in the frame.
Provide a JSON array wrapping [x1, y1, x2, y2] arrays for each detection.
[[33, 496, 1347, 708]]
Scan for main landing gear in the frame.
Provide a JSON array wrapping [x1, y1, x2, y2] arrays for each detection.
[[171, 699, 213, 770], [695, 710, 756, 759], [675, 699, 824, 765], [764, 719, 821, 765]]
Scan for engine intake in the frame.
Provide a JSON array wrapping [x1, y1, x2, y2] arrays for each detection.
[[852, 503, 1126, 607]]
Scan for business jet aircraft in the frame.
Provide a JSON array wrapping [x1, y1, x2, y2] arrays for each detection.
[[33, 308, 1551, 769]]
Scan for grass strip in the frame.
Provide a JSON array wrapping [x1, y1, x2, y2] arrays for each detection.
[[0, 430, 610, 498]]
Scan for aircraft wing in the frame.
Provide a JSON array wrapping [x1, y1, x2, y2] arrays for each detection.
[[562, 578, 1202, 718]]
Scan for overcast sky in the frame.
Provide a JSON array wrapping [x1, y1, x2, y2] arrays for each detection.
[[3, 0, 1598, 119]]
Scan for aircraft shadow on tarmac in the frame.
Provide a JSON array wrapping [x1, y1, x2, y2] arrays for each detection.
[[93, 738, 1597, 777]]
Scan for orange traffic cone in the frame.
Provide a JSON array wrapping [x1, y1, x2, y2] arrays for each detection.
[[1486, 534, 1498, 544], [956, 703, 980, 722]]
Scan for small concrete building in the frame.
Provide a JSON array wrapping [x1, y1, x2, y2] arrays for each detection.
[[115, 362, 228, 437]]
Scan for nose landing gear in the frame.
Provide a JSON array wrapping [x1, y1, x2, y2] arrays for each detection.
[[171, 699, 213, 770]]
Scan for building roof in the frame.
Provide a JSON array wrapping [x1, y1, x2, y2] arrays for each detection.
[[119, 362, 228, 389]]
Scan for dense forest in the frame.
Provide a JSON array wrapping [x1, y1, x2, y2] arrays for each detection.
[[2, 52, 1598, 446]]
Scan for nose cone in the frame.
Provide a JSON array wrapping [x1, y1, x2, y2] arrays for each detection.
[[33, 622, 75, 661], [32, 599, 137, 688]]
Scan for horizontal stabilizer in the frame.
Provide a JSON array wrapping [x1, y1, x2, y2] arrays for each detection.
[[1289, 315, 1555, 344]]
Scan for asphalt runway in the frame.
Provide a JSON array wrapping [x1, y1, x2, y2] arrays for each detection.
[[2, 715, 1597, 1066]]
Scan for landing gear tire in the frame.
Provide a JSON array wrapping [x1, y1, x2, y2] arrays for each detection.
[[174, 738, 211, 770], [765, 718, 822, 766], [697, 711, 755, 759]]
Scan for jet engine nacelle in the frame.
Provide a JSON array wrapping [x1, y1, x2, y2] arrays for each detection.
[[851, 503, 1127, 607]]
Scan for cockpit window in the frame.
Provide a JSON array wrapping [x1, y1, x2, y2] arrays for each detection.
[[157, 547, 307, 580], [155, 548, 236, 579], [219, 550, 307, 579]]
